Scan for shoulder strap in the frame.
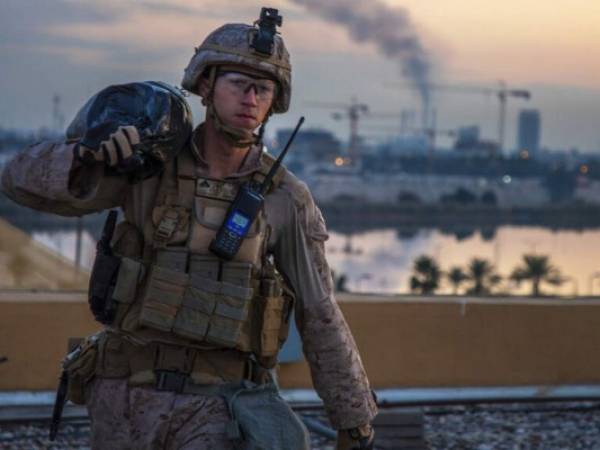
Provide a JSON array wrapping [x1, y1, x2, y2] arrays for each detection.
[[143, 150, 197, 254], [175, 149, 196, 209]]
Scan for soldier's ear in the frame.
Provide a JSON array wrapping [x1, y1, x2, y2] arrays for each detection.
[[198, 78, 210, 104]]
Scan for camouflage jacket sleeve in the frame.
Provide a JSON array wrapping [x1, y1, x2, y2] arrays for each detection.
[[268, 172, 378, 430], [1, 140, 128, 216]]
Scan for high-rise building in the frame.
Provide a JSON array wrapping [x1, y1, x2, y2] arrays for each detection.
[[517, 109, 541, 157]]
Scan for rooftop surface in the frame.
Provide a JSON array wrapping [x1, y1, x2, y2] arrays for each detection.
[[1, 401, 599, 449]]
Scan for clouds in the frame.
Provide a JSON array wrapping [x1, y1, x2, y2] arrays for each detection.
[[2, 0, 383, 72], [1, 0, 599, 150], [0, 1, 311, 130], [0, 0, 117, 46]]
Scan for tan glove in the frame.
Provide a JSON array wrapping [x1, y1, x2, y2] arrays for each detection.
[[76, 125, 140, 167], [336, 424, 374, 450]]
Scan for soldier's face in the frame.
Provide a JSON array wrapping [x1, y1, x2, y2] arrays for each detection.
[[211, 72, 275, 130]]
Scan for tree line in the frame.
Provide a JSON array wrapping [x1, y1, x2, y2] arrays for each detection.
[[410, 254, 564, 297]]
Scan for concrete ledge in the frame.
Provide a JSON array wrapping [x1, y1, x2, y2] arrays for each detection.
[[2, 291, 600, 390], [281, 295, 600, 388]]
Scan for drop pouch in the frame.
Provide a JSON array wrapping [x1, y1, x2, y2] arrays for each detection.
[[224, 381, 310, 450]]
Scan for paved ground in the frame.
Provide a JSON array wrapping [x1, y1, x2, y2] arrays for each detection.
[[1, 402, 600, 449]]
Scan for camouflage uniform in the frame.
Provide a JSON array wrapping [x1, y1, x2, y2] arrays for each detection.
[[1, 10, 377, 450], [86, 378, 235, 450], [1, 135, 377, 448]]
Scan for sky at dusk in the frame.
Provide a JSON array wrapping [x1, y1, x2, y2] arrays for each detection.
[[1, 0, 599, 152]]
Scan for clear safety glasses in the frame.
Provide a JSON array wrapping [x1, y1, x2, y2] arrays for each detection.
[[219, 72, 277, 102]]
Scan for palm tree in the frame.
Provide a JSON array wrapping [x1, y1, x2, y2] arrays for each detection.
[[510, 254, 563, 297], [335, 274, 349, 293], [447, 266, 468, 294], [410, 255, 441, 295], [466, 258, 501, 295]]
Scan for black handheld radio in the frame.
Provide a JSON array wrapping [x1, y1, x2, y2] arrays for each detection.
[[209, 117, 305, 260]]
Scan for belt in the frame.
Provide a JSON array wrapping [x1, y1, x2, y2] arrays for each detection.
[[97, 333, 271, 392], [153, 370, 239, 395]]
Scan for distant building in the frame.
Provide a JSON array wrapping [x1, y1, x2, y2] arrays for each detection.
[[455, 126, 480, 149], [378, 135, 429, 157], [517, 109, 541, 157], [453, 125, 498, 159], [274, 128, 342, 170]]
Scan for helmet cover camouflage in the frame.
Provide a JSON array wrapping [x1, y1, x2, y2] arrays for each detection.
[[182, 22, 291, 113]]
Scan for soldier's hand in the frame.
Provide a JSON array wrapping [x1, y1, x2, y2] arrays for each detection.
[[336, 424, 374, 450], [76, 125, 141, 170]]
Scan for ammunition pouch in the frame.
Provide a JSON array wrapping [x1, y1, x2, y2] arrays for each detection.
[[132, 247, 293, 362], [253, 269, 294, 369], [256, 278, 283, 357], [138, 249, 256, 350]]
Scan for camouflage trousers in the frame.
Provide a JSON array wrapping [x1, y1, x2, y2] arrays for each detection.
[[85, 378, 236, 450]]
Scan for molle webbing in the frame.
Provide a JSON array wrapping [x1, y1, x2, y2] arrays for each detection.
[[139, 250, 256, 350]]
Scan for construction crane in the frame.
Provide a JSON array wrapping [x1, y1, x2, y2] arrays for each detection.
[[385, 80, 531, 156], [305, 97, 369, 164], [52, 93, 65, 133]]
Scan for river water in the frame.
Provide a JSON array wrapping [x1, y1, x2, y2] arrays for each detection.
[[28, 225, 600, 297], [327, 226, 600, 296]]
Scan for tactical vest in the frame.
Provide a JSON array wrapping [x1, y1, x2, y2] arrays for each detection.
[[107, 148, 292, 368]]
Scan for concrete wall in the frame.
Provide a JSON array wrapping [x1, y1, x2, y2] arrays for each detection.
[[280, 295, 600, 388], [0, 291, 100, 391], [2, 291, 600, 391]]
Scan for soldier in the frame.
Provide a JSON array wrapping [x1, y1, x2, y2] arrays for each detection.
[[1, 8, 377, 450]]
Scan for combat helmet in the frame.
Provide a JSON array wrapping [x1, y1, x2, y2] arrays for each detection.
[[182, 8, 291, 114]]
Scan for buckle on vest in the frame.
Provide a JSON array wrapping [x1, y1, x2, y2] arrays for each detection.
[[154, 209, 180, 245], [154, 370, 188, 393]]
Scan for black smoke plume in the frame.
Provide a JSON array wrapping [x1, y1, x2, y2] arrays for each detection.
[[291, 0, 432, 106]]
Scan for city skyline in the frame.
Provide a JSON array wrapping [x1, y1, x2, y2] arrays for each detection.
[[1, 0, 599, 151]]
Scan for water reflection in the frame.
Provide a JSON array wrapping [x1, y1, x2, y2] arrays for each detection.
[[327, 226, 600, 296], [4, 218, 600, 297]]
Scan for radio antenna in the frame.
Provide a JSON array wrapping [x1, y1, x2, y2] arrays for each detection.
[[259, 116, 304, 194]]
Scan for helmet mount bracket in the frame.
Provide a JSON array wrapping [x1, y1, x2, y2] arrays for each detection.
[[251, 8, 282, 56]]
